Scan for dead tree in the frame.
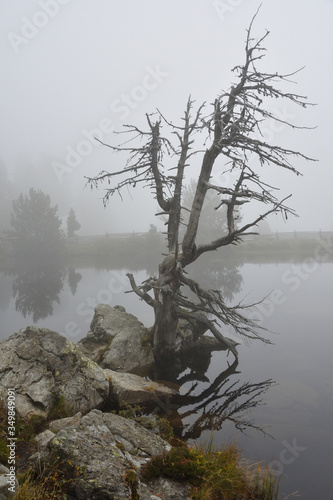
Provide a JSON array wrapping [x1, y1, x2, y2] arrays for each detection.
[[86, 12, 314, 364]]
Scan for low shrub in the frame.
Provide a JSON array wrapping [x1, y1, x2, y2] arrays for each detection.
[[141, 440, 280, 500]]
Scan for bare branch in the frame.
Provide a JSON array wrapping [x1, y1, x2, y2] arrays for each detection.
[[176, 271, 270, 345], [126, 273, 155, 308]]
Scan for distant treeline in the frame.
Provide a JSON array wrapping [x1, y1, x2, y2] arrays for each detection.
[[66, 232, 333, 266], [1, 232, 332, 270]]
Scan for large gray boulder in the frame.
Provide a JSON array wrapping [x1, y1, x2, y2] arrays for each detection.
[[0, 327, 109, 418], [78, 304, 154, 374], [34, 409, 191, 499], [105, 369, 177, 407]]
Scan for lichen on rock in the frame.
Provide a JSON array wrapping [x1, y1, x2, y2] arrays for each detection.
[[0, 327, 109, 418], [78, 304, 155, 374], [33, 409, 191, 499]]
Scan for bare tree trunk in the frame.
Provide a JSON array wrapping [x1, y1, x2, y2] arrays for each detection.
[[152, 253, 180, 360]]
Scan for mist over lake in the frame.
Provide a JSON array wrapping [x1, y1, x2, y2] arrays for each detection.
[[1, 242, 332, 500]]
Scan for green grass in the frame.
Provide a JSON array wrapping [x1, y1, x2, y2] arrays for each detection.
[[141, 439, 280, 500], [113, 404, 174, 442]]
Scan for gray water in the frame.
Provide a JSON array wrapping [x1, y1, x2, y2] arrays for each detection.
[[1, 261, 332, 499]]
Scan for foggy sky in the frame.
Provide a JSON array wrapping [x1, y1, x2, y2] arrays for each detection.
[[1, 0, 332, 235]]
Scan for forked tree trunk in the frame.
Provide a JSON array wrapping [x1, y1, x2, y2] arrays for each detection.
[[87, 14, 315, 364]]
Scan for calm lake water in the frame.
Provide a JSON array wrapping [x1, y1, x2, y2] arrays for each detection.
[[1, 260, 333, 500]]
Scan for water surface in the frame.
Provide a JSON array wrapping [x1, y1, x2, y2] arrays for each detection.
[[1, 261, 332, 499]]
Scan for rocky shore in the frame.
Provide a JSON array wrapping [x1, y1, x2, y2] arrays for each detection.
[[0, 304, 281, 500], [0, 305, 192, 499]]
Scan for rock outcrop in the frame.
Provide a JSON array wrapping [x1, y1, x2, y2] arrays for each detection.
[[78, 304, 154, 374], [0, 325, 178, 419], [33, 409, 191, 500], [0, 308, 199, 498], [0, 327, 109, 418], [105, 369, 177, 407]]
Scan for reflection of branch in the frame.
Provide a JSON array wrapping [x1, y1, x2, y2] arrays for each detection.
[[165, 358, 275, 441], [181, 377, 274, 440], [173, 359, 239, 406]]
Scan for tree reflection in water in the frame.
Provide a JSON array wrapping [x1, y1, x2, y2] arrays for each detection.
[[6, 250, 81, 323], [67, 267, 83, 295], [11, 266, 65, 322], [153, 351, 275, 442]]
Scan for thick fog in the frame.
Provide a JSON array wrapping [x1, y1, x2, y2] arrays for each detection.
[[1, 0, 332, 235]]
